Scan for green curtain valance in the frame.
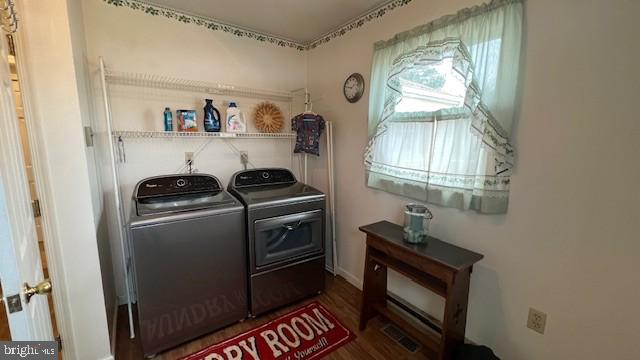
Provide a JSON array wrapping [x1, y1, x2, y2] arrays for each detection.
[[375, 0, 523, 50]]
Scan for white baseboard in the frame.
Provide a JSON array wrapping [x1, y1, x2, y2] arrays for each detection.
[[337, 266, 363, 290], [98, 355, 115, 360]]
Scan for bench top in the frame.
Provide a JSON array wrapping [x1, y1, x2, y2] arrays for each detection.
[[359, 221, 484, 271]]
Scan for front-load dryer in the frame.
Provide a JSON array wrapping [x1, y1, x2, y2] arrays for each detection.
[[228, 168, 325, 317]]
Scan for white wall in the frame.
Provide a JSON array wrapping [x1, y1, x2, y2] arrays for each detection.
[[307, 0, 640, 359], [19, 0, 113, 358], [66, 0, 118, 344], [81, 0, 308, 300]]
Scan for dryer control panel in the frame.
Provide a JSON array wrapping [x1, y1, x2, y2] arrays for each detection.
[[232, 169, 296, 188], [136, 175, 221, 198]]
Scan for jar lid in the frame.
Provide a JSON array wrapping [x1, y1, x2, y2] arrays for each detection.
[[406, 203, 433, 219]]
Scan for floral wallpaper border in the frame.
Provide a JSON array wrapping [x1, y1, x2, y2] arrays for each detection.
[[102, 0, 413, 51], [103, 0, 306, 50], [306, 0, 413, 50]]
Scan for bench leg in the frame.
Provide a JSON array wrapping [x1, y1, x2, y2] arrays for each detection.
[[440, 267, 471, 360], [359, 246, 387, 331]]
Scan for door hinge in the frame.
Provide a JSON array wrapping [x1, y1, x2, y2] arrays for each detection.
[[6, 34, 16, 56], [32, 199, 42, 218], [56, 335, 62, 351], [84, 126, 94, 147]]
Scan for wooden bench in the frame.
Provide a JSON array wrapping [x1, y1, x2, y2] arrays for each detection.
[[359, 221, 484, 360]]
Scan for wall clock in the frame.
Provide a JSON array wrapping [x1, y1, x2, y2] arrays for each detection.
[[343, 73, 365, 103]]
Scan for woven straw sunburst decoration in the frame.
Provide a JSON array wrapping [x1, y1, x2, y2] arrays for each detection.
[[253, 102, 284, 133]]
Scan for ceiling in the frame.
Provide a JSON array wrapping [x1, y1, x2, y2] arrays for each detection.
[[143, 0, 393, 43]]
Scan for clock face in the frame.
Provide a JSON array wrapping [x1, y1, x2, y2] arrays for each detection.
[[344, 73, 365, 103]]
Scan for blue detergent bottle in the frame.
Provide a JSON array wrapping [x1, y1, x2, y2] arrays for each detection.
[[203, 99, 221, 132]]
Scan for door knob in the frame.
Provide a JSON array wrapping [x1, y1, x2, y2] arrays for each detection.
[[23, 279, 52, 303]]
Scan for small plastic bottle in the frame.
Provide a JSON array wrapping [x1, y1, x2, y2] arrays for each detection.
[[163, 107, 173, 131]]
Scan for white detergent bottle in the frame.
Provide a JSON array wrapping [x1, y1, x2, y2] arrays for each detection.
[[225, 101, 246, 133]]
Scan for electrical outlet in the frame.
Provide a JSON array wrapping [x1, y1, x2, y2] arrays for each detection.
[[240, 151, 248, 167], [527, 308, 547, 334], [185, 152, 194, 165]]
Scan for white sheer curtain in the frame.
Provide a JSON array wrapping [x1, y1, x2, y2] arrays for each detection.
[[365, 0, 523, 213]]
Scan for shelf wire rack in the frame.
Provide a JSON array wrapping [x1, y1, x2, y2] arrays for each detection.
[[104, 70, 294, 103], [113, 130, 296, 139]]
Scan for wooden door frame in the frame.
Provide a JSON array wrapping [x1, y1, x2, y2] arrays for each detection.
[[9, 18, 76, 360]]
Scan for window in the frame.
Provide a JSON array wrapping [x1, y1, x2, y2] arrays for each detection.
[[395, 57, 467, 114], [365, 0, 523, 214]]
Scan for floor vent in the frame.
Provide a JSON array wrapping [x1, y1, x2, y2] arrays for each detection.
[[381, 323, 421, 353]]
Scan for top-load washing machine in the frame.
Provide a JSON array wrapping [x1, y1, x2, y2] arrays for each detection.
[[128, 174, 247, 357], [228, 168, 325, 316]]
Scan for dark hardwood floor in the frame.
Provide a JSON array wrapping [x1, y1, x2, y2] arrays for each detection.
[[116, 273, 431, 359]]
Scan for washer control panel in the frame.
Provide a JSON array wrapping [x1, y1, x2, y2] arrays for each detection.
[[136, 175, 221, 198], [233, 169, 296, 188]]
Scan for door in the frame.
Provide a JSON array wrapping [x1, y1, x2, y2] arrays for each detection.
[[254, 209, 324, 268], [0, 28, 53, 340]]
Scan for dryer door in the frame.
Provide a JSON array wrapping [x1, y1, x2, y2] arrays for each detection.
[[253, 210, 323, 268]]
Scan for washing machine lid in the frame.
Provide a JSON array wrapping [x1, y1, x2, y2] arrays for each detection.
[[136, 191, 239, 216], [134, 174, 237, 216]]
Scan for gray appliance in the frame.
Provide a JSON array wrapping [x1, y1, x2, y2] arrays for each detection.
[[228, 168, 325, 316], [129, 174, 247, 357]]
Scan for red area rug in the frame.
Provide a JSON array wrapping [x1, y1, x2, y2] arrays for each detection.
[[181, 301, 356, 360]]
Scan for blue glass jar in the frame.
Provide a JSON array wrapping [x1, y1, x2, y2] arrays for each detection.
[[403, 203, 433, 244]]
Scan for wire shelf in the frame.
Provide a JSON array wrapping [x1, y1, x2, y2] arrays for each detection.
[[104, 70, 294, 103], [113, 130, 296, 139]]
